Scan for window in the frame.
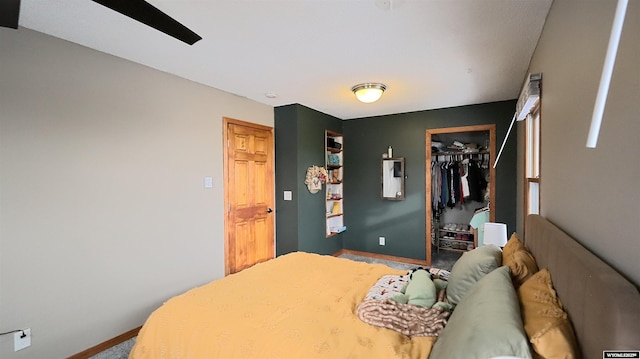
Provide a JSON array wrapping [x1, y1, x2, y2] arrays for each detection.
[[525, 106, 540, 215]]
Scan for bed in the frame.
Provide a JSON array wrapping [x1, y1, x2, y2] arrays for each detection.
[[130, 215, 640, 359], [523, 215, 640, 357]]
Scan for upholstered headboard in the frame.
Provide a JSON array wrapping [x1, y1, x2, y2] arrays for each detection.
[[524, 215, 640, 359]]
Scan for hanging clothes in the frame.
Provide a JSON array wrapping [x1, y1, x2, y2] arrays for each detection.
[[440, 163, 449, 209], [452, 161, 461, 207], [470, 207, 490, 247], [466, 159, 487, 202], [431, 156, 487, 207], [431, 161, 442, 210], [446, 161, 455, 208], [460, 160, 470, 198]]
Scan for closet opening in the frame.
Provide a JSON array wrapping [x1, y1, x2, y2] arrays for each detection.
[[425, 125, 496, 266]]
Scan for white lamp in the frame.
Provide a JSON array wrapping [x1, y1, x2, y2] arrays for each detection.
[[483, 222, 508, 247], [351, 83, 386, 103]]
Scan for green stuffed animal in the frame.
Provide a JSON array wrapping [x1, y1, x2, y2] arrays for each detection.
[[391, 268, 451, 310]]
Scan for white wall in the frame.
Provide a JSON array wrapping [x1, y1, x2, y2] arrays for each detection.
[[518, 0, 640, 286], [0, 28, 273, 358]]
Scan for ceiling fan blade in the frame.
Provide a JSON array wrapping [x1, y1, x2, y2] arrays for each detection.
[[91, 0, 202, 45], [0, 0, 20, 29]]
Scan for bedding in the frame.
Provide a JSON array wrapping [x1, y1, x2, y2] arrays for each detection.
[[502, 234, 538, 288], [356, 299, 449, 337], [518, 268, 578, 358], [524, 215, 640, 358], [445, 243, 502, 305], [430, 266, 532, 359], [130, 215, 640, 359], [362, 274, 409, 301], [129, 252, 438, 359], [502, 232, 524, 258]]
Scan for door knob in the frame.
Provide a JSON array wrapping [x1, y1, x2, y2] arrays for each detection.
[[267, 208, 273, 213]]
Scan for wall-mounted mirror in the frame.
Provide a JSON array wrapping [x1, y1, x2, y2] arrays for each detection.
[[382, 157, 405, 200]]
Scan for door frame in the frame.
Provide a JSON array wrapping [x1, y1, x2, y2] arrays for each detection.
[[223, 117, 275, 275], [425, 124, 496, 266]]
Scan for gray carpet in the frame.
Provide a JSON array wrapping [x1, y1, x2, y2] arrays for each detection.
[[338, 252, 460, 272], [89, 338, 134, 359], [429, 251, 462, 271], [92, 251, 460, 358]]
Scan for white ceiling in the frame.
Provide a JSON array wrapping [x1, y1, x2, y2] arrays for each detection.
[[18, 0, 553, 120]]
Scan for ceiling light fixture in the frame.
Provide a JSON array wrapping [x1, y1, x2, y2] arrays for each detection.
[[351, 83, 386, 103]]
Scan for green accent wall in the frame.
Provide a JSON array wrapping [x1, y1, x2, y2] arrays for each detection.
[[342, 100, 518, 260], [275, 100, 517, 261], [275, 104, 344, 256]]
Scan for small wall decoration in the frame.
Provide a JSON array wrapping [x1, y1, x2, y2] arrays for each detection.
[[304, 165, 328, 194]]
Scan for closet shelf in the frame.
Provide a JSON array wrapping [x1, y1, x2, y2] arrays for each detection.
[[439, 237, 474, 243], [438, 229, 472, 234], [431, 150, 490, 156]]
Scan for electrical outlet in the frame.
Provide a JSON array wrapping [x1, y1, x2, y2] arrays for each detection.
[[14, 328, 31, 352], [379, 236, 385, 245]]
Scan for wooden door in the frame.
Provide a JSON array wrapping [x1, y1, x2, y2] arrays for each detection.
[[224, 118, 274, 275]]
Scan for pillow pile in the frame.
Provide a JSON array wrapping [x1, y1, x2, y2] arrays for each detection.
[[518, 269, 579, 359], [446, 244, 502, 306], [430, 266, 532, 359], [502, 233, 539, 288], [435, 233, 577, 359]]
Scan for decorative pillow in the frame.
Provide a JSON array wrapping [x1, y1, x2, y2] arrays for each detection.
[[430, 266, 532, 359], [363, 275, 409, 301], [446, 244, 502, 305], [502, 232, 524, 260], [518, 269, 579, 359], [503, 247, 539, 288]]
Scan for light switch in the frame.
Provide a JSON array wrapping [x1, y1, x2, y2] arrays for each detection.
[[284, 191, 292, 201], [204, 176, 213, 188]]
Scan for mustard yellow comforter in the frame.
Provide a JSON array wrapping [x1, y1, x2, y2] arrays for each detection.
[[130, 252, 437, 359]]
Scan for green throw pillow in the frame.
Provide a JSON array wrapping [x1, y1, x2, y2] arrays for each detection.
[[430, 266, 532, 359], [446, 244, 502, 305]]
